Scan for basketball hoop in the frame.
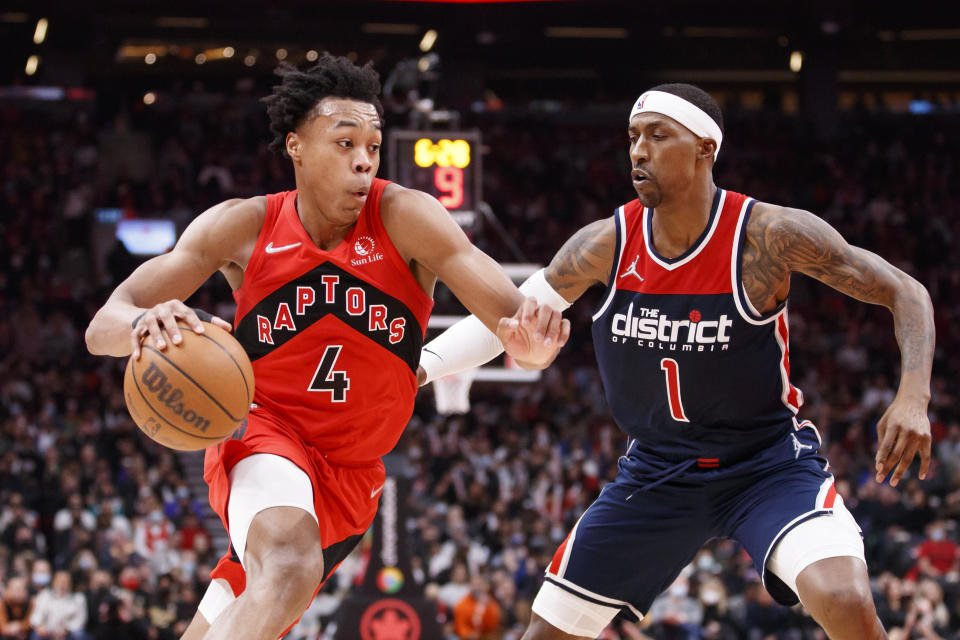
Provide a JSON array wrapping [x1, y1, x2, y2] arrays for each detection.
[[433, 370, 476, 415], [427, 263, 544, 414]]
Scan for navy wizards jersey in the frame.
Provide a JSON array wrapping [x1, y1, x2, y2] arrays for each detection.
[[592, 188, 804, 461]]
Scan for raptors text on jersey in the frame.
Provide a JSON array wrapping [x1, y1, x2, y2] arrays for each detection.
[[232, 180, 433, 463]]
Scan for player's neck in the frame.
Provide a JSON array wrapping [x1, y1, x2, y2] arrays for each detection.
[[294, 190, 356, 251], [649, 181, 717, 258]]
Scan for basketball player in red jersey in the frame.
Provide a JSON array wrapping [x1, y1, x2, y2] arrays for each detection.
[[420, 84, 934, 639], [85, 54, 569, 640]]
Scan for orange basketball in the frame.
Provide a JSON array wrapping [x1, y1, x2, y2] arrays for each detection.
[[123, 321, 254, 451]]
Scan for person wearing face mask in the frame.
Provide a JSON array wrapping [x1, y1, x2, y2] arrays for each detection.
[[905, 520, 960, 582], [644, 574, 702, 640], [29, 570, 87, 640], [29, 562, 52, 593], [72, 552, 97, 575]]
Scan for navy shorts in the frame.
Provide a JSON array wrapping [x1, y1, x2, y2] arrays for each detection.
[[544, 422, 841, 618]]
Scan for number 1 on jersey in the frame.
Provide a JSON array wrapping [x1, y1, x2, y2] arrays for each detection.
[[660, 358, 689, 422], [309, 345, 350, 403]]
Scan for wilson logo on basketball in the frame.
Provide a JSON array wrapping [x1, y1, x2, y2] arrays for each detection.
[[140, 362, 212, 432], [351, 236, 385, 267]]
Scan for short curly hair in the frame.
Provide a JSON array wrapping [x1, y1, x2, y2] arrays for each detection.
[[262, 54, 384, 156]]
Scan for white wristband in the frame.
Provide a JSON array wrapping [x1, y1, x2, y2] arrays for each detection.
[[519, 268, 572, 314], [419, 269, 571, 384]]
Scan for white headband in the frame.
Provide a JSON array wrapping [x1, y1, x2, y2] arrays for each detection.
[[629, 90, 723, 159]]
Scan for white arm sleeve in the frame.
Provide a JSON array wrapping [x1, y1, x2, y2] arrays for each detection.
[[419, 268, 572, 384]]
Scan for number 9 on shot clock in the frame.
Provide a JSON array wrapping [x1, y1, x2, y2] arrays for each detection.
[[387, 130, 482, 227]]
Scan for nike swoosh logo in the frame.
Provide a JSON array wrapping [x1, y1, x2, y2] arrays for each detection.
[[265, 241, 301, 254], [370, 483, 385, 499]]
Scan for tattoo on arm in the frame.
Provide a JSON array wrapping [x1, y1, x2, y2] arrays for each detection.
[[745, 204, 935, 376], [545, 218, 617, 302]]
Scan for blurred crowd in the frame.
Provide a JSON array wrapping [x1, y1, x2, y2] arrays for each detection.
[[1, 84, 959, 640]]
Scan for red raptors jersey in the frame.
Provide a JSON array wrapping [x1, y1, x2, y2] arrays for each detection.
[[232, 179, 433, 464]]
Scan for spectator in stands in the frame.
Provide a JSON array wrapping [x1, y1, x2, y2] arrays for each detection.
[[28, 562, 51, 596], [0, 497, 36, 538], [906, 520, 960, 582], [644, 573, 703, 640], [437, 561, 471, 609], [0, 576, 33, 640], [53, 495, 95, 535], [938, 422, 960, 476], [173, 514, 208, 554], [876, 572, 912, 630], [697, 576, 739, 640], [132, 496, 176, 576], [740, 575, 788, 639], [28, 570, 87, 640], [453, 572, 501, 640]]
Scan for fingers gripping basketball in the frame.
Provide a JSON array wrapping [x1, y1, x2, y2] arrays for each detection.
[[124, 321, 255, 450]]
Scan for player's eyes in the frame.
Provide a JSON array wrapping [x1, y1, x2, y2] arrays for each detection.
[[338, 140, 353, 148]]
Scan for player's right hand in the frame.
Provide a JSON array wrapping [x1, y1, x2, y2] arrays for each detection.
[[874, 395, 932, 487], [130, 300, 232, 360], [496, 297, 570, 370]]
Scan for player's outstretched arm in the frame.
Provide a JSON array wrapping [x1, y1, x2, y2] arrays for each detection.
[[414, 214, 616, 385], [746, 202, 935, 487], [382, 185, 570, 373], [85, 197, 264, 359]]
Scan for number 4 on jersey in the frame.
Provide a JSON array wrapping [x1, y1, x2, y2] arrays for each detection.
[[660, 358, 689, 422], [309, 345, 350, 402]]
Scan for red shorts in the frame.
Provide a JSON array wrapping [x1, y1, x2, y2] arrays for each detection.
[[203, 406, 384, 597]]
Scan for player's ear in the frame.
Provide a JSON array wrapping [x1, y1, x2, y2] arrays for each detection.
[[698, 138, 717, 161], [286, 132, 302, 162]]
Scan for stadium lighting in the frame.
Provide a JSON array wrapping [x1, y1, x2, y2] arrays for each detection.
[[223, 46, 235, 58], [545, 26, 628, 39], [790, 50, 803, 72], [25, 55, 39, 75], [420, 29, 437, 52], [306, 49, 319, 62], [145, 53, 157, 65], [195, 53, 206, 65], [244, 54, 256, 66], [276, 48, 288, 60], [154, 16, 208, 28], [33, 18, 48, 44], [362, 23, 419, 35], [143, 92, 156, 105]]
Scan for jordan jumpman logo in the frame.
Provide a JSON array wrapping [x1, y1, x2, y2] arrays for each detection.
[[791, 433, 814, 459], [619, 254, 644, 282]]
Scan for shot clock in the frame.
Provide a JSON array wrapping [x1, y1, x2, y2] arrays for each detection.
[[387, 130, 482, 226]]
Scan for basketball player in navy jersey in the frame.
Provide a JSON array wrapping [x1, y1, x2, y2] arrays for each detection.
[[420, 84, 934, 639], [86, 54, 569, 640]]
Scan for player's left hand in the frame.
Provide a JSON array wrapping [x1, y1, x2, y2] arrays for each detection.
[[874, 395, 932, 487], [496, 297, 570, 369]]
